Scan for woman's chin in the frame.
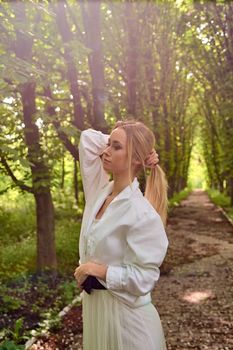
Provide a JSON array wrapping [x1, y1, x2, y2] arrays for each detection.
[[103, 163, 111, 172]]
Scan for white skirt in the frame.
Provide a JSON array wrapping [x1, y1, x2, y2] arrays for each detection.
[[82, 290, 167, 350]]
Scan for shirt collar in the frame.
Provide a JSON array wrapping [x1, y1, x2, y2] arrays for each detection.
[[108, 177, 139, 203]]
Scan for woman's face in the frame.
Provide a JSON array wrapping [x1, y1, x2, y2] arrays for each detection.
[[102, 127, 129, 175]]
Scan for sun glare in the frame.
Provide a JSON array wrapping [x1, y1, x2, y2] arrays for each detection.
[[182, 291, 213, 304]]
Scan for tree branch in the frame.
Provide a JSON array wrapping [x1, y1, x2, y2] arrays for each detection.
[[43, 86, 80, 160], [0, 156, 34, 193]]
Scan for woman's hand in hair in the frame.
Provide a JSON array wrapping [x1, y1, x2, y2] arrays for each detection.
[[145, 149, 159, 169]]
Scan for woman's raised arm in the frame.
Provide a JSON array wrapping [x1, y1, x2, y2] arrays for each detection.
[[79, 129, 110, 205]]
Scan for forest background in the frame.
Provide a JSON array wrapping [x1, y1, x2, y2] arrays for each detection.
[[0, 0, 232, 346]]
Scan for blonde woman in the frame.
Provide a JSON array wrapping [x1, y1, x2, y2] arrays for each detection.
[[74, 120, 169, 350]]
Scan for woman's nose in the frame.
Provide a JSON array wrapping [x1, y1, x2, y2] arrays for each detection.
[[103, 146, 111, 155]]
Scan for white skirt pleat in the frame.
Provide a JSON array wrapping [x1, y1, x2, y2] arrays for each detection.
[[82, 290, 167, 350]]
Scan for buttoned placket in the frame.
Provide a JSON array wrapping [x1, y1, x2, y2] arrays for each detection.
[[82, 177, 139, 260], [83, 197, 119, 258], [84, 234, 95, 257]]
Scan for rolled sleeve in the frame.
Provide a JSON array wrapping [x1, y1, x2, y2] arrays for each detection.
[[106, 265, 125, 289]]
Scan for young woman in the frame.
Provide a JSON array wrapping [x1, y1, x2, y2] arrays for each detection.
[[74, 120, 169, 350]]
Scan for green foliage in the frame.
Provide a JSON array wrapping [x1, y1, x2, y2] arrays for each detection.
[[0, 274, 79, 345], [0, 196, 36, 245], [1, 295, 25, 313], [55, 218, 81, 273], [169, 187, 192, 209], [188, 132, 208, 189], [3, 318, 27, 345], [58, 280, 78, 305], [0, 318, 27, 349], [184, 2, 233, 197], [0, 240, 36, 281], [0, 340, 24, 350], [36, 310, 62, 334], [0, 1, 232, 203], [207, 189, 231, 208], [207, 189, 233, 221], [0, 187, 81, 280]]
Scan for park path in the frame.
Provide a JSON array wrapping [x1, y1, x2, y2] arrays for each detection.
[[153, 189, 233, 350], [31, 190, 233, 350]]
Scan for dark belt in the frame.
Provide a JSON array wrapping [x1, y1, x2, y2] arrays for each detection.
[[81, 275, 107, 294]]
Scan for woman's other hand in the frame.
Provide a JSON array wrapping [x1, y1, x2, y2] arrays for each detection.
[[74, 262, 107, 288], [74, 264, 88, 288], [145, 149, 159, 169]]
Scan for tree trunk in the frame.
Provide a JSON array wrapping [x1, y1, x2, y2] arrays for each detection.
[[144, 48, 160, 144], [125, 2, 138, 116], [74, 160, 79, 207], [13, 2, 57, 271], [54, 2, 85, 130], [229, 178, 233, 207], [35, 192, 56, 270], [61, 157, 65, 189], [81, 1, 107, 131], [20, 82, 57, 272]]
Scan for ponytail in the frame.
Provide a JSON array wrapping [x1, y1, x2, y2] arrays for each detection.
[[144, 165, 168, 226]]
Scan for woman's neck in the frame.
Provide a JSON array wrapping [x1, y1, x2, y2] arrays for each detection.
[[111, 174, 135, 197]]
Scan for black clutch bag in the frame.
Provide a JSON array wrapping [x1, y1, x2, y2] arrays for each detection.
[[81, 275, 107, 294]]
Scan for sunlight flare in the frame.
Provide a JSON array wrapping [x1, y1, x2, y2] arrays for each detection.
[[182, 290, 213, 304]]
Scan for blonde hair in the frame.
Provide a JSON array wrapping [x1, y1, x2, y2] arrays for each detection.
[[114, 120, 168, 225]]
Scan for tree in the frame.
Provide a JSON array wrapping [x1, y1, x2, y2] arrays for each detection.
[[185, 1, 233, 202], [1, 2, 57, 271]]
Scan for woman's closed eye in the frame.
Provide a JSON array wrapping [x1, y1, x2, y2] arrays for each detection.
[[106, 142, 122, 150]]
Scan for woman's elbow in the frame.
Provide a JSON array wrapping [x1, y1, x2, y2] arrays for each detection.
[[126, 272, 160, 296]]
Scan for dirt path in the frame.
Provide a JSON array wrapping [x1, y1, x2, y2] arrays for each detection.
[[153, 189, 233, 350]]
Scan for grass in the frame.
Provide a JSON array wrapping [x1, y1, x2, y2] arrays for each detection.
[[207, 188, 233, 221], [0, 189, 81, 280], [168, 187, 192, 210]]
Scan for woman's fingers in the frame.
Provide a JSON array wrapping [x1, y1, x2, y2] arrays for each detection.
[[77, 274, 88, 288], [74, 266, 82, 283], [145, 150, 159, 168], [74, 267, 80, 279], [74, 264, 89, 288]]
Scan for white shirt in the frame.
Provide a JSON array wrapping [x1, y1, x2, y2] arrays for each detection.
[[79, 129, 169, 308]]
